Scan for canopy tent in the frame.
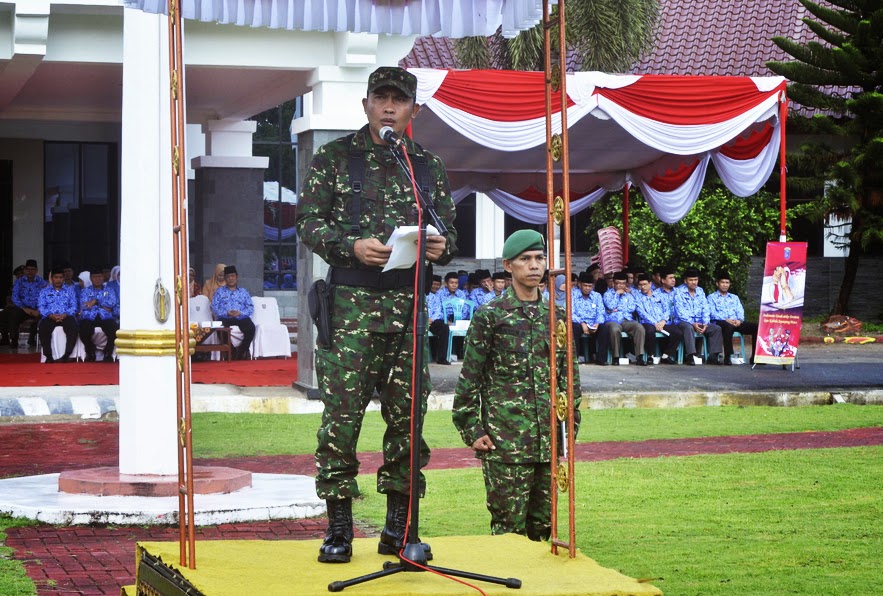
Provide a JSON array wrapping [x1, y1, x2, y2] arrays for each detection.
[[125, 0, 547, 38], [408, 68, 788, 225]]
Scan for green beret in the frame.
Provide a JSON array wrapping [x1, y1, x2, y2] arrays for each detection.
[[502, 230, 545, 260]]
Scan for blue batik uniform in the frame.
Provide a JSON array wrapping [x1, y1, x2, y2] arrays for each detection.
[[707, 291, 745, 321], [653, 287, 677, 321], [673, 285, 710, 324], [635, 291, 671, 325], [80, 285, 118, 321], [602, 289, 637, 323], [63, 281, 81, 309], [13, 276, 47, 309], [572, 288, 605, 326], [38, 285, 78, 318], [211, 286, 254, 320], [426, 291, 444, 322], [469, 287, 496, 308]]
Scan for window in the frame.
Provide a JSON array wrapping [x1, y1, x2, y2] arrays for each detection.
[[252, 99, 301, 290], [43, 142, 118, 272]]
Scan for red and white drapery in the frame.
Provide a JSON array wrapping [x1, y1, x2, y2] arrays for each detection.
[[410, 69, 787, 224]]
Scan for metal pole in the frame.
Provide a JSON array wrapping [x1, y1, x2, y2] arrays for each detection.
[[167, 0, 196, 569], [778, 92, 789, 242]]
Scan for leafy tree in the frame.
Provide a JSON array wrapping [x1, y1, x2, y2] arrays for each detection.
[[766, 0, 883, 315], [454, 0, 660, 72], [585, 185, 782, 297]]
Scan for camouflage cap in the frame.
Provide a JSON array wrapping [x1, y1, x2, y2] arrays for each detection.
[[502, 229, 545, 260], [367, 66, 417, 98]]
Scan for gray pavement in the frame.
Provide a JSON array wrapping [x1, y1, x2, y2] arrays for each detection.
[[430, 342, 883, 395], [1, 343, 881, 419]]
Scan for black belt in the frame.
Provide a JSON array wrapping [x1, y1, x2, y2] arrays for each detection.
[[329, 267, 416, 290]]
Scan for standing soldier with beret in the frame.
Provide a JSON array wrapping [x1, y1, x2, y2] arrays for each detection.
[[452, 230, 581, 541], [295, 66, 458, 563]]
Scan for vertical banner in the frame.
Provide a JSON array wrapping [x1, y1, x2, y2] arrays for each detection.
[[754, 242, 808, 365]]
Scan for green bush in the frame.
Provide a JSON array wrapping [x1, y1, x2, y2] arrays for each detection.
[[585, 183, 783, 296]]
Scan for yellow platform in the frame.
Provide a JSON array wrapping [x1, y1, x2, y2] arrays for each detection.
[[135, 535, 661, 595]]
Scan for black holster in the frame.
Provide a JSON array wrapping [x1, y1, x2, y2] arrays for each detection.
[[308, 279, 333, 349]]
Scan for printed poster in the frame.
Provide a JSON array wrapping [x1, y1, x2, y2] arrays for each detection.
[[754, 242, 808, 365]]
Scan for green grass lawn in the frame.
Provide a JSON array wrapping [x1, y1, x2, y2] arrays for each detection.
[[191, 404, 883, 458], [3, 405, 881, 594], [352, 446, 883, 595], [0, 517, 38, 596]]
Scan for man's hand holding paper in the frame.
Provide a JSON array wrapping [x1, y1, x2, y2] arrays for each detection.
[[382, 225, 440, 271]]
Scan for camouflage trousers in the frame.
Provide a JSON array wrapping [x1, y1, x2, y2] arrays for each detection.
[[481, 460, 552, 542], [314, 326, 431, 500]]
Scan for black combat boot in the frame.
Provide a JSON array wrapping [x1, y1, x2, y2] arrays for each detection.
[[377, 491, 432, 560], [318, 498, 353, 563]]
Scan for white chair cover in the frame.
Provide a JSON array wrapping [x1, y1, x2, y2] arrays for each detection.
[[39, 326, 85, 362], [251, 297, 291, 359]]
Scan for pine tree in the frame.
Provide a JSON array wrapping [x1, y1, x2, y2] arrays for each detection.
[[454, 0, 659, 72], [767, 0, 883, 316]]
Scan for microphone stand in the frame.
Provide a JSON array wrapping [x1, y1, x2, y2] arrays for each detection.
[[329, 140, 521, 593]]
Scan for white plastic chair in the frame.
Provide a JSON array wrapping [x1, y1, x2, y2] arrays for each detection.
[[441, 298, 476, 362], [251, 297, 291, 359]]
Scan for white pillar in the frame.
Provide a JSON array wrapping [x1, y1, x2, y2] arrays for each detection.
[[118, 8, 178, 476], [474, 193, 505, 260]]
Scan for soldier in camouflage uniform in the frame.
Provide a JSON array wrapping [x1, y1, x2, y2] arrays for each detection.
[[295, 66, 458, 563], [452, 230, 580, 541]]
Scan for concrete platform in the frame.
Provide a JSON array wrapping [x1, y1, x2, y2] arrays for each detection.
[[0, 472, 323, 525], [58, 465, 253, 497]]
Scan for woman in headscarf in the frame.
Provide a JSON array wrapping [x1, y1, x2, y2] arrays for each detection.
[[188, 267, 201, 298], [78, 270, 92, 290], [554, 274, 567, 306], [106, 266, 121, 301], [202, 263, 226, 302]]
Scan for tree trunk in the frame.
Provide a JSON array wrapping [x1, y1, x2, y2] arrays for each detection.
[[831, 231, 862, 315]]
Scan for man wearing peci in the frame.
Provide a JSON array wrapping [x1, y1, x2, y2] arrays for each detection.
[[295, 66, 458, 564], [210, 265, 256, 361]]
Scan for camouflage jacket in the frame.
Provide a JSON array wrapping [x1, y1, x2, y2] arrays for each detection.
[[296, 126, 458, 333], [452, 288, 582, 463]]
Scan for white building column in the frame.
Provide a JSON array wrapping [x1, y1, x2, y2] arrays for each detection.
[[474, 192, 506, 260], [117, 7, 177, 476]]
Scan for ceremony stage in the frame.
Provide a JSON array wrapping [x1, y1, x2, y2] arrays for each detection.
[[125, 534, 662, 596]]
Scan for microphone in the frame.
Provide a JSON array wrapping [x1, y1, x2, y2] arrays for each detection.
[[379, 126, 404, 148]]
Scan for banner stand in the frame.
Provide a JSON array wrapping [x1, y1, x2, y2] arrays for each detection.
[[753, 242, 808, 371]]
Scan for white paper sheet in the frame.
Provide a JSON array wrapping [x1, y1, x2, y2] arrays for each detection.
[[382, 225, 440, 272]]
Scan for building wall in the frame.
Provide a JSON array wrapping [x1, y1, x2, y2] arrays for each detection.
[[0, 139, 43, 268], [193, 166, 265, 296]]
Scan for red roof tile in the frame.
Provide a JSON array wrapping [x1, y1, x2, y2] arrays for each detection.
[[401, 0, 815, 78]]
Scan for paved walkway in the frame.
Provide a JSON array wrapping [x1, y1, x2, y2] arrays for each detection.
[[3, 421, 883, 594]]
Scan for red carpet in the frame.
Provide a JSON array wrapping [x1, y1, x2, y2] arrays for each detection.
[[0, 353, 296, 387]]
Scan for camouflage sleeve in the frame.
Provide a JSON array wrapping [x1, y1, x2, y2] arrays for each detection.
[[425, 152, 458, 266], [451, 306, 493, 446], [295, 143, 358, 268]]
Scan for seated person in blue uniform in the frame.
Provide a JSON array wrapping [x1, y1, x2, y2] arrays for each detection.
[[61, 262, 82, 310], [438, 271, 469, 321], [596, 271, 646, 366], [210, 265, 256, 360], [37, 266, 79, 363], [468, 269, 495, 307], [674, 267, 723, 365], [425, 276, 450, 365], [79, 269, 119, 362], [707, 271, 759, 365], [9, 259, 47, 350], [635, 273, 683, 364], [571, 271, 605, 363]]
